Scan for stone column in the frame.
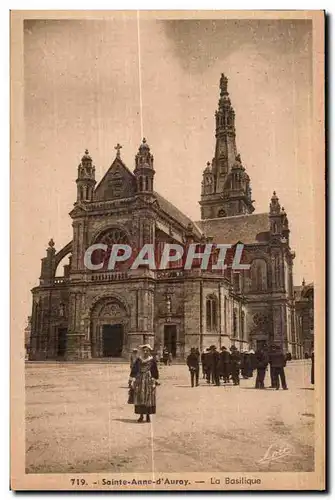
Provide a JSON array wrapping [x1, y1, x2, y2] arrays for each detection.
[[65, 291, 86, 360], [127, 285, 155, 351], [272, 303, 288, 350], [272, 305, 283, 345], [184, 280, 201, 352]]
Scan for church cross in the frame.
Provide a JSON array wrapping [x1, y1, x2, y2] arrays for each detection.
[[114, 143, 122, 158]]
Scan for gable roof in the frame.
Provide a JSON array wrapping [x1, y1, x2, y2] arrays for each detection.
[[196, 213, 270, 245], [94, 156, 136, 201], [154, 192, 202, 237], [94, 156, 135, 192]]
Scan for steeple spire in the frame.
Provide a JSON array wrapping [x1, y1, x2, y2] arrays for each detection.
[[199, 74, 254, 219], [220, 73, 228, 94], [214, 73, 237, 186]]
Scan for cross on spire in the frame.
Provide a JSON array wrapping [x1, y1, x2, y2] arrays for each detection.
[[114, 143, 122, 158]]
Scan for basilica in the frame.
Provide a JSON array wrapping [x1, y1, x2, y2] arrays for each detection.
[[29, 74, 303, 361]]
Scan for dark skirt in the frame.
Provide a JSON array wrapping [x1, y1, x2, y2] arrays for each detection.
[[135, 405, 156, 415], [134, 366, 157, 415]]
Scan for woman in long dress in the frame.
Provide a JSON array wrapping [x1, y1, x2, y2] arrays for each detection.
[[130, 345, 159, 423]]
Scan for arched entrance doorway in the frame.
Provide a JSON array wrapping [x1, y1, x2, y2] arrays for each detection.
[[90, 298, 128, 357]]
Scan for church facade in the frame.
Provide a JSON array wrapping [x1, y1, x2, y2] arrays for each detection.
[[29, 75, 300, 361]]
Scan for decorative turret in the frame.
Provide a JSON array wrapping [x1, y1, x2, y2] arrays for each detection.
[[281, 207, 289, 230], [269, 191, 282, 239], [40, 238, 56, 283], [47, 238, 56, 257], [134, 138, 155, 193], [281, 206, 290, 244], [270, 191, 281, 215], [269, 192, 290, 244], [199, 74, 255, 219], [76, 149, 96, 202], [201, 161, 215, 196]]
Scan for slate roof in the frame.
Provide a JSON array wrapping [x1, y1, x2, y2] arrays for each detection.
[[154, 192, 202, 237], [196, 213, 270, 245]]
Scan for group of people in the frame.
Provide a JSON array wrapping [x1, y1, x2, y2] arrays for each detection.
[[186, 344, 289, 390], [127, 342, 313, 424]]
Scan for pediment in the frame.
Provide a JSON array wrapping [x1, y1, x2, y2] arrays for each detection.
[[94, 158, 136, 201]]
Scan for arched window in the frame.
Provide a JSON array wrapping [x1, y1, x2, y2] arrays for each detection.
[[206, 295, 218, 331], [251, 259, 268, 292]]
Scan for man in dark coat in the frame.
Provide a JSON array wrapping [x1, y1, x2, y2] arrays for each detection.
[[202, 348, 211, 382], [230, 346, 241, 385], [255, 348, 268, 389], [269, 344, 288, 390], [248, 349, 256, 377], [219, 346, 231, 383], [267, 344, 276, 388], [207, 346, 220, 386], [186, 348, 200, 387], [241, 352, 251, 379], [162, 347, 169, 366]]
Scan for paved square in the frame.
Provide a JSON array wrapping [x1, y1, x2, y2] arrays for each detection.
[[25, 361, 314, 473]]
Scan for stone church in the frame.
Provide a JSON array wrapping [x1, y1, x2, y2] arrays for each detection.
[[29, 74, 301, 361]]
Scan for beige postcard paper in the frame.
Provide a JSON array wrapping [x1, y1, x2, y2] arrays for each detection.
[[11, 10, 325, 491]]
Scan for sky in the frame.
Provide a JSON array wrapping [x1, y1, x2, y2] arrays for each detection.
[[17, 15, 315, 330]]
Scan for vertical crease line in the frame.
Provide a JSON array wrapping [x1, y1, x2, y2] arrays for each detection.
[[137, 11, 155, 481], [150, 418, 156, 486], [137, 11, 144, 139]]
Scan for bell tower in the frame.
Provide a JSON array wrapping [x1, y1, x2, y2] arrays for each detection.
[[199, 74, 255, 219]]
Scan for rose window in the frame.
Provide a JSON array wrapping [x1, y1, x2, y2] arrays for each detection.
[[91, 229, 130, 270], [99, 229, 129, 246]]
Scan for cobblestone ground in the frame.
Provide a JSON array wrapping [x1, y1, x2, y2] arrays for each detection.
[[25, 360, 314, 474]]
